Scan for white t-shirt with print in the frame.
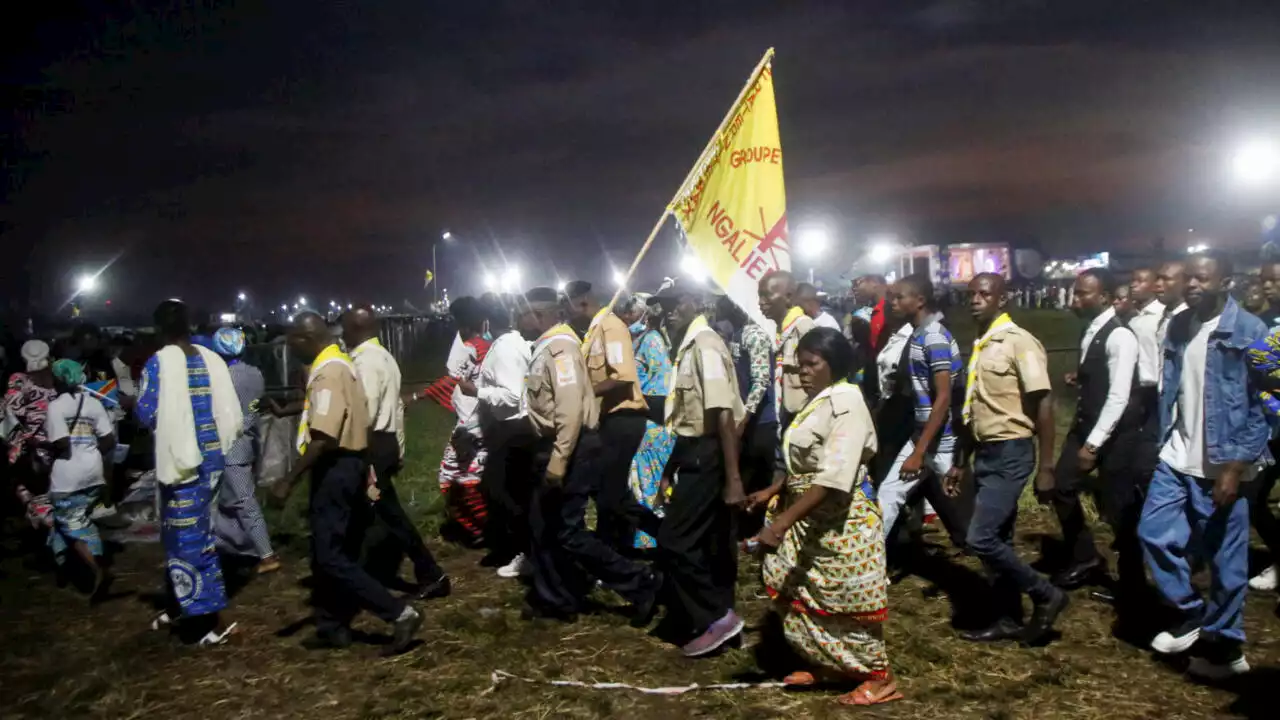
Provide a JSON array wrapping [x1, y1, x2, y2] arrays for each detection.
[[44, 392, 114, 494]]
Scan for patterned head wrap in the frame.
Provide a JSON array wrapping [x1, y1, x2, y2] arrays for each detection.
[[51, 359, 86, 388]]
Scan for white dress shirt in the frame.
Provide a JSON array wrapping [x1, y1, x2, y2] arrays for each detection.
[[476, 330, 532, 424], [1128, 298, 1164, 387], [814, 311, 842, 331], [1079, 307, 1139, 448], [351, 338, 406, 456]]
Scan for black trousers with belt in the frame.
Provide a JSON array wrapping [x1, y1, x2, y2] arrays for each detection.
[[1051, 395, 1154, 590], [594, 409, 662, 551], [364, 431, 443, 586], [481, 418, 538, 563], [526, 431, 654, 615], [309, 452, 404, 633], [658, 435, 737, 636]]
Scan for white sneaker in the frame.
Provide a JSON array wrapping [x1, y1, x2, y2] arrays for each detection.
[[1151, 625, 1200, 655], [496, 554, 527, 579], [1248, 565, 1278, 591], [1187, 654, 1250, 680]]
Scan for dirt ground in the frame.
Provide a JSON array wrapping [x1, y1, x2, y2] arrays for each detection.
[[4, 375, 1280, 719]]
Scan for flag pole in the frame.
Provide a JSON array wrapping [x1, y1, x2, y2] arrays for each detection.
[[602, 48, 776, 313]]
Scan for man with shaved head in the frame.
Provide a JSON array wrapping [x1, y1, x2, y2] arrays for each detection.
[[1155, 260, 1189, 349], [343, 306, 449, 602], [946, 273, 1065, 645], [759, 270, 815, 431], [274, 311, 422, 655]]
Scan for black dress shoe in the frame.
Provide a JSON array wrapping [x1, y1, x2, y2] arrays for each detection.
[[521, 601, 578, 624], [381, 606, 423, 657], [1052, 558, 1104, 589], [629, 570, 664, 629], [412, 574, 452, 601], [960, 618, 1024, 642], [1022, 589, 1070, 646], [302, 626, 353, 651]]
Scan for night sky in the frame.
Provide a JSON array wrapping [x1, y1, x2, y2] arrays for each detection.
[[5, 1, 1280, 317]]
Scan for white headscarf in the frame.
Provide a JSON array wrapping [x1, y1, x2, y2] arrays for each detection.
[[20, 340, 50, 373]]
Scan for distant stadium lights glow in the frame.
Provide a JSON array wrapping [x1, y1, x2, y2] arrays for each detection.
[[76, 274, 97, 293], [797, 227, 829, 261], [442, 231, 453, 241], [298, 296, 307, 306], [680, 254, 708, 284], [237, 292, 247, 301], [612, 268, 627, 287], [1233, 138, 1279, 187], [483, 272, 497, 291]]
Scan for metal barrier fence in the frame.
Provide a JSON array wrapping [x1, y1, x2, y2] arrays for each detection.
[[249, 315, 450, 393]]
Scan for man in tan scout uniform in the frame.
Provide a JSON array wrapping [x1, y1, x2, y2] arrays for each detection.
[[518, 287, 661, 623], [564, 281, 661, 551], [759, 269, 816, 429], [944, 273, 1066, 646], [650, 285, 747, 657], [273, 311, 421, 656]]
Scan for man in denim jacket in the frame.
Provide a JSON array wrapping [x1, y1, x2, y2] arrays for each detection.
[[1138, 253, 1271, 679]]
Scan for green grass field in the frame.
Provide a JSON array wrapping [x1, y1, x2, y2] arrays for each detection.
[[4, 310, 1280, 719]]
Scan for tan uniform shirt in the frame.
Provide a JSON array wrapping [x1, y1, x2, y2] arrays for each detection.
[[307, 360, 370, 452], [668, 324, 746, 438], [585, 312, 647, 415], [778, 312, 816, 415], [785, 383, 877, 492], [527, 330, 599, 479], [969, 325, 1051, 442]]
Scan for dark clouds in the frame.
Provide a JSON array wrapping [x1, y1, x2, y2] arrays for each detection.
[[5, 1, 1280, 313]]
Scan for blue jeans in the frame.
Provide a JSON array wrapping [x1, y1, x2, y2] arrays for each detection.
[[965, 438, 1056, 620], [1137, 461, 1250, 643]]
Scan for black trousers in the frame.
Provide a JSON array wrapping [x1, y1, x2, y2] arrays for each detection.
[[738, 419, 778, 539], [1246, 436, 1280, 562], [526, 431, 653, 614], [309, 453, 404, 633], [364, 431, 443, 585], [658, 435, 737, 635], [481, 419, 537, 563], [594, 410, 661, 551], [1052, 421, 1151, 588]]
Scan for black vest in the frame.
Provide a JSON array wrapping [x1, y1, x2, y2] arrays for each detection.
[[1074, 317, 1143, 439]]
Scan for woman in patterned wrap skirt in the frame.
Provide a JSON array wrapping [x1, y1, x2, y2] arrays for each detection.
[[746, 327, 900, 707]]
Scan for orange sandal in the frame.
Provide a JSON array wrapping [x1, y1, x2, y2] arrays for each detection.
[[837, 680, 903, 706], [783, 671, 817, 687]]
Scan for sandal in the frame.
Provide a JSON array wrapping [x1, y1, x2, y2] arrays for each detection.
[[198, 622, 239, 647], [783, 671, 817, 687], [837, 680, 903, 706]]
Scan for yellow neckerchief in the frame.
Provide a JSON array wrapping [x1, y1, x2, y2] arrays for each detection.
[[781, 380, 849, 475], [776, 306, 806, 346], [535, 323, 580, 359], [579, 306, 611, 356], [961, 313, 1016, 425], [663, 314, 716, 424], [296, 344, 356, 454]]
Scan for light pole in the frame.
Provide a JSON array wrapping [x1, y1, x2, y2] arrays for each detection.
[[435, 231, 456, 306]]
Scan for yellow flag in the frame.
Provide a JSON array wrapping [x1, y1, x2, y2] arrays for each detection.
[[670, 49, 788, 324], [424, 269, 434, 288]]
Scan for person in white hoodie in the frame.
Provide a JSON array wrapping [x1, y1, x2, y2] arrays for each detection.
[[136, 300, 243, 646]]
